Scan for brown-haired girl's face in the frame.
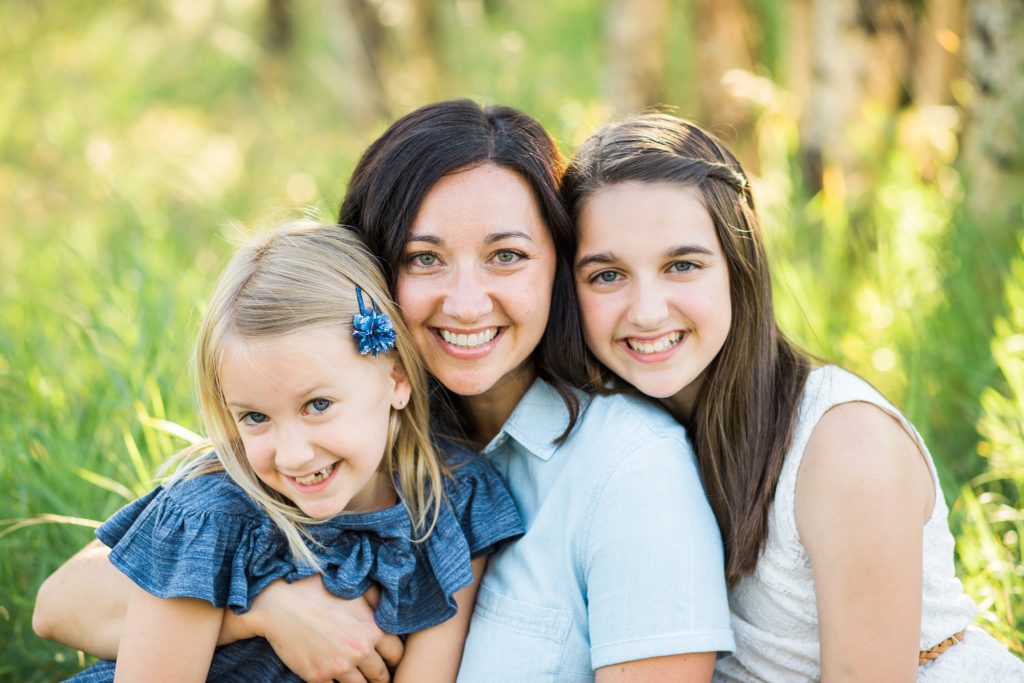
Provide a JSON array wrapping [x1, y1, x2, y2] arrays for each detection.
[[396, 163, 556, 406], [575, 182, 731, 415]]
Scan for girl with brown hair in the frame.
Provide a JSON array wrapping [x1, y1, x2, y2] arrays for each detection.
[[562, 112, 1024, 681]]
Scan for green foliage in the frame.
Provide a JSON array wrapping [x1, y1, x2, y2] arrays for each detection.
[[1, 1, 1021, 678], [953, 238, 1024, 655]]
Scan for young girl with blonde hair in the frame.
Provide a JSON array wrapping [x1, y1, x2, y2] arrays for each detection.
[[68, 221, 522, 682], [562, 113, 1024, 681]]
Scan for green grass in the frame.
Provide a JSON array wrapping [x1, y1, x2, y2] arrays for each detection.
[[2, 2, 1021, 678]]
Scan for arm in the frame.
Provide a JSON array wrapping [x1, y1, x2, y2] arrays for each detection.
[[226, 576, 403, 683], [33, 540, 128, 659], [393, 556, 487, 683], [795, 402, 934, 683], [586, 436, 733, 682], [34, 542, 403, 682], [113, 583, 223, 682], [596, 653, 716, 682]]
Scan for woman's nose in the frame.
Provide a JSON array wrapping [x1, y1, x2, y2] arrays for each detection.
[[441, 266, 494, 322]]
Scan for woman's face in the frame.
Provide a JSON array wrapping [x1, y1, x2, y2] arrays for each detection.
[[396, 163, 556, 409], [575, 182, 731, 415]]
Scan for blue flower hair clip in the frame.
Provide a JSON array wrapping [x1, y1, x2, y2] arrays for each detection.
[[352, 286, 397, 357]]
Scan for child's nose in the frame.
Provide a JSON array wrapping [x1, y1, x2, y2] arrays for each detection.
[[627, 280, 670, 330], [274, 427, 316, 472]]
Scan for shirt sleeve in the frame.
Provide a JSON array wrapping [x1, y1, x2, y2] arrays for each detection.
[[97, 472, 285, 613], [581, 433, 736, 669], [445, 451, 525, 558]]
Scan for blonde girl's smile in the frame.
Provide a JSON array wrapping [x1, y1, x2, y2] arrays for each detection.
[[219, 326, 411, 519]]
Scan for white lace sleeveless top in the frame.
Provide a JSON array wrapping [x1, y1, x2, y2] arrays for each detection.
[[712, 365, 1024, 682]]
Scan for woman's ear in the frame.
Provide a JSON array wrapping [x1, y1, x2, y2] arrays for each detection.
[[390, 361, 413, 410]]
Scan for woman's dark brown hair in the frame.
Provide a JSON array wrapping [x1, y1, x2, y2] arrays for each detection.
[[561, 113, 811, 585], [338, 98, 588, 442]]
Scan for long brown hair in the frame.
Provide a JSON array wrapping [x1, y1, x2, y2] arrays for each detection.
[[562, 114, 811, 585], [338, 99, 590, 443]]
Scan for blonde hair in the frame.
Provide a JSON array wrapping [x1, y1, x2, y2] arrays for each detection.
[[168, 221, 446, 568]]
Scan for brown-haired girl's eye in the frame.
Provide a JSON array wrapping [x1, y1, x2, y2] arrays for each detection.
[[591, 270, 621, 285]]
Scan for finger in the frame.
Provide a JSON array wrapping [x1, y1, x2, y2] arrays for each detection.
[[376, 633, 404, 670], [363, 584, 381, 610], [336, 671, 369, 683], [358, 653, 393, 683]]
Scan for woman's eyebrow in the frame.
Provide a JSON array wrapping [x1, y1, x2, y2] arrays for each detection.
[[484, 230, 533, 244], [405, 234, 442, 245], [575, 252, 616, 271]]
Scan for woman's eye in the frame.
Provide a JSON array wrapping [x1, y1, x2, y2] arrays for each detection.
[[241, 412, 268, 426], [408, 252, 439, 268], [493, 249, 524, 265], [591, 270, 621, 284], [307, 398, 332, 414]]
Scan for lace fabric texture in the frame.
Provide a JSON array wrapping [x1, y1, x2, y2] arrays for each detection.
[[714, 365, 1023, 682]]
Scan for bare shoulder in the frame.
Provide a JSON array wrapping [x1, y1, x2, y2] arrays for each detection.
[[796, 401, 934, 543]]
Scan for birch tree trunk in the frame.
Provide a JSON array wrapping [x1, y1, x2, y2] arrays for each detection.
[[912, 0, 964, 106], [960, 0, 1024, 227], [693, 0, 757, 133], [605, 0, 669, 116], [801, 0, 914, 189]]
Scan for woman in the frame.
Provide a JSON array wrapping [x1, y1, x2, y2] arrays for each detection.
[[34, 100, 734, 682], [561, 112, 1024, 681]]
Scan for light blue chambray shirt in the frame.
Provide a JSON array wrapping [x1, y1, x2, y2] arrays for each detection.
[[457, 379, 734, 682]]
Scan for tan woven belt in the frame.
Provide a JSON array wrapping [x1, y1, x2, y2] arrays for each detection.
[[919, 630, 965, 666]]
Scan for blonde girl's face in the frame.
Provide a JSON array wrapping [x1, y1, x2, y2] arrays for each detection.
[[575, 182, 732, 416], [219, 327, 412, 520]]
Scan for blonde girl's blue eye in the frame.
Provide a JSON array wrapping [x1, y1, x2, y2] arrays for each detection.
[[241, 412, 268, 425], [307, 398, 332, 414]]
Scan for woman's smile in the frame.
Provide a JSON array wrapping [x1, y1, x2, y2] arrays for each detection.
[[397, 163, 556, 404]]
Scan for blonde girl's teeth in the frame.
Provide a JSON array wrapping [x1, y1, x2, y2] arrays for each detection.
[[296, 464, 334, 485]]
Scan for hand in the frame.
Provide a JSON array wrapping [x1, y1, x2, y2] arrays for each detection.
[[225, 576, 403, 683]]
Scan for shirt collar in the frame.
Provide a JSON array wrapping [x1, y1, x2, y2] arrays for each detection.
[[481, 378, 588, 461]]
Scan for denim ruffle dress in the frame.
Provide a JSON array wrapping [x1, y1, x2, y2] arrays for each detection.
[[68, 447, 523, 682]]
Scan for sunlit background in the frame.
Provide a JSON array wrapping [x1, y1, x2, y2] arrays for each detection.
[[2, 0, 1022, 678]]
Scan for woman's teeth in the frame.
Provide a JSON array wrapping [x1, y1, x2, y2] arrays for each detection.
[[440, 327, 498, 349], [626, 332, 683, 354], [295, 463, 335, 485]]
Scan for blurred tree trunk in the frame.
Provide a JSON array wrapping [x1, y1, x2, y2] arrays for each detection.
[[605, 0, 669, 115], [406, 0, 442, 102], [693, 0, 758, 135], [912, 0, 963, 105], [960, 0, 1024, 227], [801, 0, 914, 191], [322, 1, 390, 126], [265, 0, 293, 52]]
